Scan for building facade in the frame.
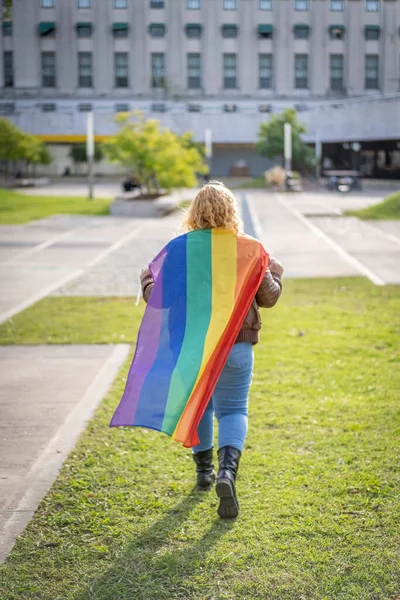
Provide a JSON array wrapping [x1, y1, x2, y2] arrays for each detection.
[[1, 0, 400, 177]]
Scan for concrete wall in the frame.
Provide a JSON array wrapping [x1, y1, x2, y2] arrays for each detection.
[[8, 94, 400, 144]]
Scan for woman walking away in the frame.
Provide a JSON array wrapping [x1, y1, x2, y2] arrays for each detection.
[[138, 182, 283, 519]]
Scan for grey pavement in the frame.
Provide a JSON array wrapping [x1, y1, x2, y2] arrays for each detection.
[[0, 214, 180, 322], [244, 190, 400, 285], [54, 214, 182, 296], [0, 344, 130, 563]]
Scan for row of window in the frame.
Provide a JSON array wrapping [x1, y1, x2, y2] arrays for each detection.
[[2, 51, 381, 91], [0, 101, 290, 115], [39, 0, 382, 12], [2, 21, 384, 41]]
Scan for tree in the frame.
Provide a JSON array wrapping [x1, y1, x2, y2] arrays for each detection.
[[23, 135, 52, 174], [256, 108, 316, 172], [1, 0, 12, 20], [68, 143, 103, 174], [102, 111, 207, 193], [0, 118, 52, 177]]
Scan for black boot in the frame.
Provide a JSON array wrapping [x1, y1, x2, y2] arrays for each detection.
[[193, 448, 215, 491], [216, 446, 241, 518]]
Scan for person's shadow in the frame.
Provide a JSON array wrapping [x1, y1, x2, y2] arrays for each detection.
[[73, 488, 234, 599]]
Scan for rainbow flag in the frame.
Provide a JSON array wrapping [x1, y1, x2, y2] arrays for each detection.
[[110, 229, 269, 448]]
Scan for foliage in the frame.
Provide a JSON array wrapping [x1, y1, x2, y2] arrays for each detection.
[[0, 189, 111, 224], [1, 0, 12, 20], [0, 278, 399, 599], [345, 190, 400, 220], [68, 143, 104, 165], [0, 118, 52, 171], [256, 108, 316, 172], [0, 118, 26, 163], [102, 111, 207, 193]]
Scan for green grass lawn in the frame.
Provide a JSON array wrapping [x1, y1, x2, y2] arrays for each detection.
[[233, 176, 268, 189], [0, 189, 112, 224], [346, 190, 400, 220], [0, 278, 399, 599], [0, 296, 142, 345]]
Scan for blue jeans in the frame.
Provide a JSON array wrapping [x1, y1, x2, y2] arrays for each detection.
[[192, 342, 254, 454]]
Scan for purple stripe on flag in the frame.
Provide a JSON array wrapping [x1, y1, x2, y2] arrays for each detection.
[[110, 268, 163, 427]]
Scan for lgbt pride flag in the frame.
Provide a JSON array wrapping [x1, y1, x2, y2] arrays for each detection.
[[110, 228, 269, 448]]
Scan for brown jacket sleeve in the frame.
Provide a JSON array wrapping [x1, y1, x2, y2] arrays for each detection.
[[140, 267, 154, 303], [255, 269, 282, 308]]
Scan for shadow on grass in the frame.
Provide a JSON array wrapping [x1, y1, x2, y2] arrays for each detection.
[[74, 489, 233, 600]]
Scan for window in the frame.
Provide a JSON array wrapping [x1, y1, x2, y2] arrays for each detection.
[[365, 25, 380, 40], [187, 53, 201, 89], [329, 25, 345, 39], [78, 52, 92, 88], [114, 0, 128, 7], [259, 0, 272, 9], [41, 103, 56, 112], [152, 103, 167, 112], [187, 0, 201, 8], [185, 24, 202, 38], [38, 22, 56, 37], [0, 103, 15, 115], [259, 104, 272, 113], [295, 0, 308, 10], [78, 103, 92, 112], [115, 103, 130, 112], [2, 21, 12, 36], [77, 0, 91, 7], [258, 24, 273, 39], [188, 103, 202, 112], [223, 0, 236, 10], [365, 54, 379, 89], [294, 24, 310, 39], [366, 0, 379, 11], [3, 51, 13, 87], [223, 53, 237, 89], [41, 0, 55, 7], [76, 22, 92, 37], [150, 0, 164, 8], [115, 52, 128, 88], [223, 104, 237, 112], [148, 23, 166, 37], [259, 54, 273, 88], [151, 52, 165, 88], [330, 54, 343, 90], [294, 54, 308, 88], [113, 23, 129, 37], [222, 24, 238, 38], [330, 0, 344, 10], [42, 52, 56, 87]]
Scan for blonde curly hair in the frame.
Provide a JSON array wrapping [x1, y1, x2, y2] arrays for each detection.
[[183, 181, 243, 234]]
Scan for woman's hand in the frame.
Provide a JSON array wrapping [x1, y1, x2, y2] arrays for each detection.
[[269, 257, 284, 277]]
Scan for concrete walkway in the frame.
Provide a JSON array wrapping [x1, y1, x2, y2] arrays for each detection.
[[0, 344, 129, 563], [0, 213, 181, 322], [244, 190, 400, 285]]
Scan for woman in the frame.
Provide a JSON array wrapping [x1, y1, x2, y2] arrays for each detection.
[[140, 181, 283, 518]]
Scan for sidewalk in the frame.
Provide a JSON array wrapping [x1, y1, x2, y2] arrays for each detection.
[[0, 344, 129, 563], [244, 190, 400, 285]]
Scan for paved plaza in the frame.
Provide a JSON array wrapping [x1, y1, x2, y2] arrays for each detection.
[[0, 343, 129, 563], [0, 188, 399, 561]]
